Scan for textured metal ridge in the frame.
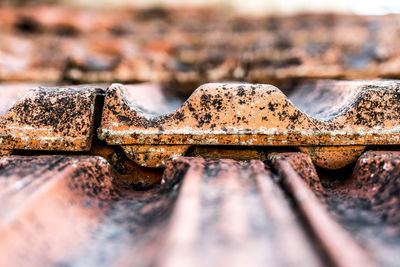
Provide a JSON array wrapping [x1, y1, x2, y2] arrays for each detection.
[[0, 84, 104, 153], [98, 80, 400, 168]]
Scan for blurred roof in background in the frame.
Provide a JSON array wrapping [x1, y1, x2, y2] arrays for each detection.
[[1, 0, 400, 15]]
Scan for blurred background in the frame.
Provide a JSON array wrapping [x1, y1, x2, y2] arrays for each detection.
[[2, 0, 400, 95], [1, 0, 400, 15]]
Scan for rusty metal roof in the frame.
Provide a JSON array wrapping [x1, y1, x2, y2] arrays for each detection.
[[1, 5, 400, 267]]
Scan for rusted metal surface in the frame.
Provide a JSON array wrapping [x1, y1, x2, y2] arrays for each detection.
[[2, 7, 400, 84], [0, 84, 104, 153], [272, 151, 400, 267], [99, 80, 400, 169]]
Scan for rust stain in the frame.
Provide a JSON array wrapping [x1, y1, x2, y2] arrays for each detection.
[[98, 81, 400, 169]]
